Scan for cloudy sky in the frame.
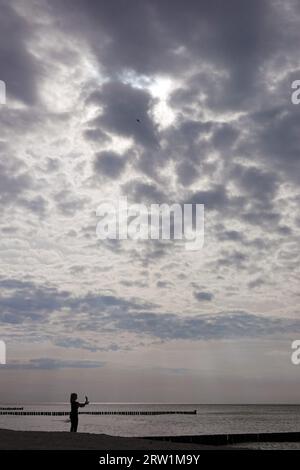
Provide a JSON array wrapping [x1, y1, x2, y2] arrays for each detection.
[[1, 0, 300, 403]]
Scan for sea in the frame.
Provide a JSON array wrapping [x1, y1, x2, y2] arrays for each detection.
[[1, 403, 300, 449]]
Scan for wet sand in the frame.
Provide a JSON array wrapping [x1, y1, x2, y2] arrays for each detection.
[[0, 428, 223, 450]]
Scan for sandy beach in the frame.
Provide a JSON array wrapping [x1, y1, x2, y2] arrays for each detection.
[[0, 428, 223, 450]]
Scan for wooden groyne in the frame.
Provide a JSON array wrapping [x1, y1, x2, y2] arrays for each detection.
[[0, 407, 23, 411], [0, 409, 197, 417], [141, 431, 300, 445]]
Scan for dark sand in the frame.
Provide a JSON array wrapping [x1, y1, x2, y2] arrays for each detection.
[[0, 429, 222, 450]]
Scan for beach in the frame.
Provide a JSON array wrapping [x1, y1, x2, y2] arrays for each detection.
[[0, 428, 220, 450], [1, 403, 300, 437]]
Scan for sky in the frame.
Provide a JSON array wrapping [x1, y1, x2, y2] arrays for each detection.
[[1, 0, 300, 403]]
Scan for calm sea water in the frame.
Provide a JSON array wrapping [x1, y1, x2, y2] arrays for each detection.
[[1, 403, 300, 448]]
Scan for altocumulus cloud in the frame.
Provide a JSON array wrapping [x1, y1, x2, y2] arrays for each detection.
[[107, 310, 300, 341], [1, 278, 300, 343], [194, 291, 214, 302], [3, 358, 106, 370], [0, 278, 156, 325], [1, 0, 300, 377]]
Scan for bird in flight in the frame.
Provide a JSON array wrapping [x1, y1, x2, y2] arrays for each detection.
[[136, 119, 141, 123]]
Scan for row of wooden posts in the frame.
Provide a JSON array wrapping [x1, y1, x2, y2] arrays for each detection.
[[0, 410, 197, 416], [0, 407, 24, 410]]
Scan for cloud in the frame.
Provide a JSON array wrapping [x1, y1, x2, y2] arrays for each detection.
[[94, 151, 128, 179], [53, 189, 88, 217], [3, 358, 105, 369], [194, 291, 214, 302], [0, 281, 69, 324], [238, 105, 300, 183], [0, 1, 41, 104], [54, 337, 121, 352], [0, 159, 31, 206], [176, 161, 200, 186], [215, 250, 248, 270], [216, 227, 245, 243], [0, 150, 50, 219], [87, 81, 158, 149], [230, 164, 280, 203], [108, 310, 300, 341], [18, 195, 48, 218], [186, 185, 230, 212], [1, 0, 300, 397], [248, 278, 266, 290], [0, 278, 156, 325], [156, 281, 172, 289], [84, 127, 111, 144], [122, 179, 166, 203], [50, 0, 282, 103]]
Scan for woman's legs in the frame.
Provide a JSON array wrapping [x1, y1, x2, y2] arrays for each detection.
[[74, 417, 78, 432], [70, 416, 78, 432]]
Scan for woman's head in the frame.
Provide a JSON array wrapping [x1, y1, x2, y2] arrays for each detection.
[[70, 393, 77, 403]]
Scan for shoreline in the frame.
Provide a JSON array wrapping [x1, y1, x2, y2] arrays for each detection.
[[1, 428, 300, 450], [0, 428, 223, 450]]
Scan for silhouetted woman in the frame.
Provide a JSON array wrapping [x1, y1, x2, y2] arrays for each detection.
[[70, 393, 89, 432]]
